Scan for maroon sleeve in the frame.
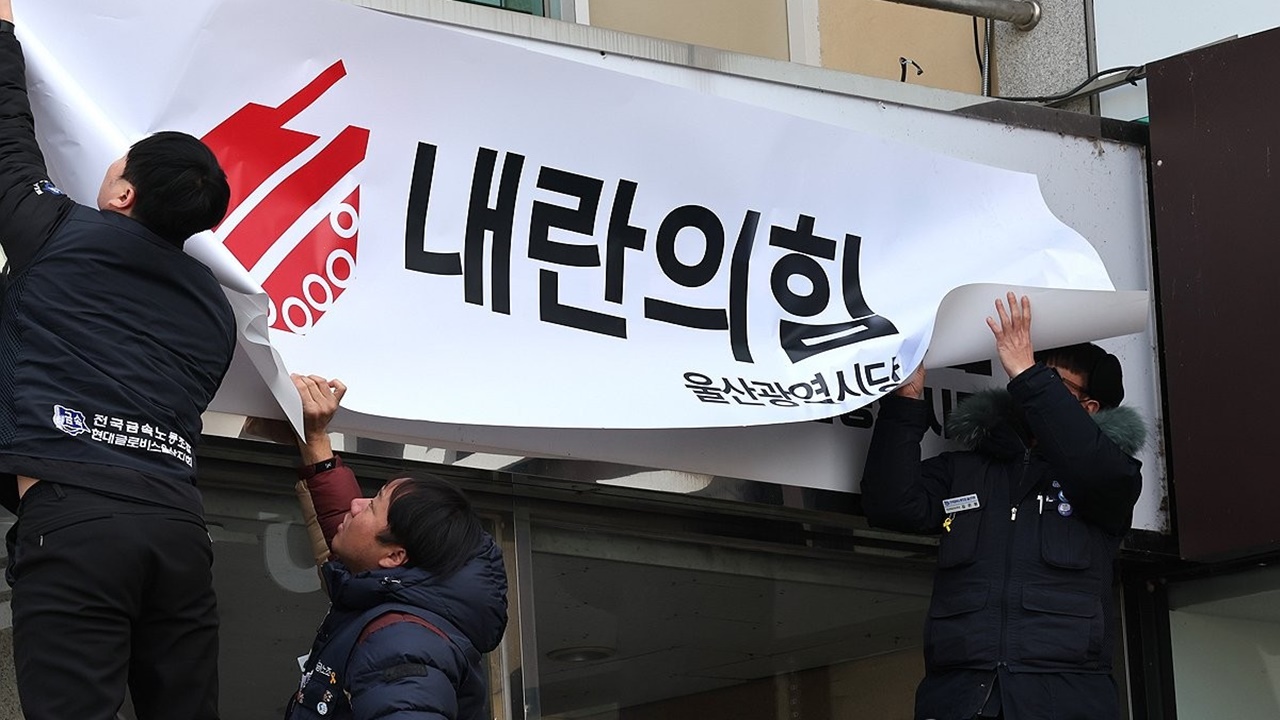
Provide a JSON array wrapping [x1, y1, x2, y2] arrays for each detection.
[[298, 455, 360, 547]]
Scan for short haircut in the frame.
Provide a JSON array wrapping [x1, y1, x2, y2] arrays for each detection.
[[122, 131, 231, 245], [378, 475, 485, 578], [1034, 342, 1125, 409]]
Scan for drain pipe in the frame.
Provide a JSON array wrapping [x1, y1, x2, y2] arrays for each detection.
[[879, 0, 1041, 31], [981, 18, 994, 95]]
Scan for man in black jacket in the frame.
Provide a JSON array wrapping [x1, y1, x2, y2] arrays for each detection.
[[861, 293, 1145, 720], [0, 3, 235, 718]]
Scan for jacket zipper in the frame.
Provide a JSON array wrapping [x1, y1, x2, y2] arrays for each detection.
[[999, 448, 1033, 668]]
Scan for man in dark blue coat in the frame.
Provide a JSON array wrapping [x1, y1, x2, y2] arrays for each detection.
[[861, 293, 1145, 720], [0, 2, 236, 718], [285, 374, 509, 720]]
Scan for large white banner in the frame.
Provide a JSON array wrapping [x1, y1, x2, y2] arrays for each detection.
[[15, 0, 1146, 430]]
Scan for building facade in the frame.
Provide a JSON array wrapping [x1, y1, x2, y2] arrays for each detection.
[[1, 1, 1278, 718]]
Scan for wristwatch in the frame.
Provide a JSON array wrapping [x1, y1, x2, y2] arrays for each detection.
[[311, 457, 339, 474], [0, 20, 15, 34]]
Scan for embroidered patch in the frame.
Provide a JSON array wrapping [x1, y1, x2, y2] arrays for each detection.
[[32, 179, 66, 196], [52, 405, 90, 436]]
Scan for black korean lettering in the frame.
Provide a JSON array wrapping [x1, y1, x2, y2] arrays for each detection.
[[834, 365, 875, 401], [940, 389, 973, 439], [948, 360, 994, 376], [538, 270, 626, 338], [656, 205, 723, 286], [863, 358, 902, 390], [837, 233, 898, 337], [645, 205, 729, 330], [683, 371, 730, 404], [465, 148, 525, 314], [771, 253, 829, 316], [529, 167, 603, 267], [839, 408, 874, 429], [604, 180, 646, 303], [403, 143, 461, 276], [923, 386, 944, 437], [529, 167, 625, 338], [777, 228, 900, 363], [769, 215, 835, 317], [729, 211, 760, 363]]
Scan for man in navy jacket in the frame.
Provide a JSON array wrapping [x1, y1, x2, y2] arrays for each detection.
[[285, 374, 508, 720], [861, 293, 1145, 720], [0, 2, 235, 718]]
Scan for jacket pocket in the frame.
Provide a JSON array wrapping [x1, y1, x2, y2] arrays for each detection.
[[1039, 504, 1091, 570], [1018, 586, 1102, 665], [936, 507, 984, 569], [924, 582, 992, 667]]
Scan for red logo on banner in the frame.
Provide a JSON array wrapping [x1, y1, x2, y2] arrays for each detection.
[[202, 61, 370, 334]]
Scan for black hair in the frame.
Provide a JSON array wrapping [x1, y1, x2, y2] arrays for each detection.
[[377, 475, 485, 579], [1034, 342, 1125, 409], [121, 131, 231, 245]]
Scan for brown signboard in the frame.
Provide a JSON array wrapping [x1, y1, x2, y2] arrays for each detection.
[[1148, 26, 1280, 562]]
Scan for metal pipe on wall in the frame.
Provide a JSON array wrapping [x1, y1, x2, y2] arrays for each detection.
[[981, 17, 994, 95], [880, 0, 1041, 31]]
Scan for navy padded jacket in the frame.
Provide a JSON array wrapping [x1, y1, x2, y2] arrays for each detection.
[[289, 534, 509, 720]]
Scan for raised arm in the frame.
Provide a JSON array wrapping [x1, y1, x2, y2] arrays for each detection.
[[0, 3, 75, 270], [860, 365, 954, 534], [293, 374, 360, 549], [989, 293, 1142, 533]]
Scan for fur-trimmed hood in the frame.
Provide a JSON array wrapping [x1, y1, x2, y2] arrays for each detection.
[[945, 388, 1147, 457]]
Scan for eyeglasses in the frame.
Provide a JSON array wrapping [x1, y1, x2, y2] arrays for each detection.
[[1059, 374, 1092, 404]]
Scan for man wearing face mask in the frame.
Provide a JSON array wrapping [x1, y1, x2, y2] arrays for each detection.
[[861, 293, 1146, 720]]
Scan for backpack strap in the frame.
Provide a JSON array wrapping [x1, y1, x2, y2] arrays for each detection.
[[289, 604, 469, 718], [357, 611, 450, 645], [354, 604, 481, 665]]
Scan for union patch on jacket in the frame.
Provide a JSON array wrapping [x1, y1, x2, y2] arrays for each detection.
[[32, 179, 65, 196]]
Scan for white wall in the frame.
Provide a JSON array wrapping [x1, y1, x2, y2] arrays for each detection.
[[1094, 0, 1280, 120]]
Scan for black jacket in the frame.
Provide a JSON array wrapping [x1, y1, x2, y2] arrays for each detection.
[[861, 363, 1144, 718], [0, 29, 234, 514]]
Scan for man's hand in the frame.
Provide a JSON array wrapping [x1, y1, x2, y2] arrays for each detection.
[[0, 1, 13, 24], [292, 373, 346, 465], [986, 292, 1035, 379], [895, 365, 926, 400]]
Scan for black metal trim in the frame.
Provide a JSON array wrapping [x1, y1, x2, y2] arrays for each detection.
[[954, 98, 1149, 145], [1121, 568, 1178, 720]]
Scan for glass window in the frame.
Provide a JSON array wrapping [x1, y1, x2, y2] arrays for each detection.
[[1168, 565, 1280, 719], [0, 460, 520, 720], [521, 515, 934, 718], [457, 0, 545, 17]]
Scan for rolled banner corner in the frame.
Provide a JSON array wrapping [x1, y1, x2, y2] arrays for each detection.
[[922, 284, 1150, 369]]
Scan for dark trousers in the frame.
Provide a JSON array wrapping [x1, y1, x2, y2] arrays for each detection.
[[6, 482, 220, 720]]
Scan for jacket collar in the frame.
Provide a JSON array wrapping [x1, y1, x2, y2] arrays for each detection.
[[321, 533, 509, 653], [944, 388, 1147, 458]]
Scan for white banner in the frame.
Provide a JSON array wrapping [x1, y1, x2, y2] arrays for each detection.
[[15, 0, 1146, 430]]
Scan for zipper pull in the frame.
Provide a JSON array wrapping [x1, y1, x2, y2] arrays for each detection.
[[1010, 506, 1018, 521]]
